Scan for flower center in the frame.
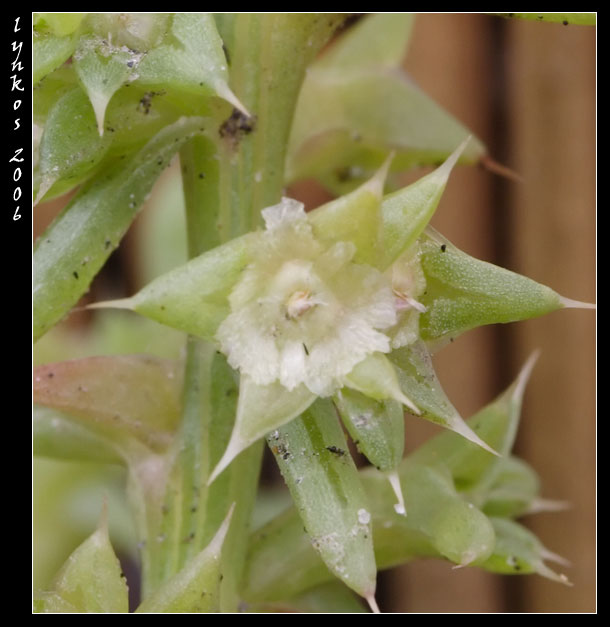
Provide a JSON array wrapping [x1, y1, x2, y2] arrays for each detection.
[[286, 289, 317, 319]]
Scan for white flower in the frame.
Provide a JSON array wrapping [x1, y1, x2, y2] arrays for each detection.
[[216, 198, 398, 396]]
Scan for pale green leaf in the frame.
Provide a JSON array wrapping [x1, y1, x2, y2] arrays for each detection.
[[419, 228, 564, 348], [136, 506, 234, 613], [33, 355, 183, 451], [408, 352, 537, 493], [34, 507, 129, 613], [390, 341, 497, 455], [33, 116, 205, 342], [136, 13, 245, 113], [73, 36, 139, 135], [482, 518, 571, 585], [98, 232, 255, 342], [34, 405, 124, 464], [34, 87, 110, 204], [266, 398, 378, 605]]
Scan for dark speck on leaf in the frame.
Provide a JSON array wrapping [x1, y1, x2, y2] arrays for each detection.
[[73, 271, 79, 279], [105, 240, 112, 249], [441, 244, 447, 252], [326, 446, 346, 457], [563, 20, 569, 25], [199, 172, 205, 179]]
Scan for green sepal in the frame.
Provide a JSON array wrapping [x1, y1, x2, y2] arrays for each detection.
[[136, 506, 234, 613], [266, 398, 378, 604], [380, 141, 466, 269], [482, 518, 571, 585], [345, 352, 420, 415], [419, 228, 564, 348], [101, 232, 255, 342], [308, 158, 389, 267], [208, 375, 316, 485], [33, 116, 205, 342], [34, 505, 129, 613], [390, 341, 496, 455], [334, 388, 404, 473], [408, 352, 537, 496]]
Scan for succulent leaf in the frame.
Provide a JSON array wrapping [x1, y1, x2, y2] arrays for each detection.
[[419, 228, 564, 348], [33, 116, 206, 342], [33, 356, 183, 451], [34, 505, 129, 613], [136, 506, 234, 612], [266, 399, 378, 605]]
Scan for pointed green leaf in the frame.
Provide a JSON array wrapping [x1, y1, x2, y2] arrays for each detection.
[[33, 116, 205, 342], [390, 341, 496, 455], [362, 462, 495, 569], [419, 228, 564, 347], [244, 459, 495, 602], [334, 388, 407, 516], [34, 12, 85, 37], [136, 506, 234, 613], [380, 140, 467, 268], [287, 18, 485, 194], [408, 352, 537, 492], [482, 456, 541, 518], [136, 13, 245, 113], [34, 87, 111, 204], [334, 388, 404, 473], [33, 356, 183, 451], [208, 375, 316, 484], [34, 507, 129, 613], [345, 352, 420, 415], [308, 158, 389, 267], [489, 13, 596, 26], [73, 36, 139, 135], [316, 13, 414, 72], [482, 518, 571, 585], [34, 404, 124, 464], [33, 31, 79, 84], [266, 398, 378, 605], [104, 232, 255, 342]]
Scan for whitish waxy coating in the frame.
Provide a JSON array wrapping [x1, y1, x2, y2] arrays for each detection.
[[216, 198, 398, 396]]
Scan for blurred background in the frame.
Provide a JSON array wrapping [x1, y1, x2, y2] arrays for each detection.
[[34, 13, 595, 612]]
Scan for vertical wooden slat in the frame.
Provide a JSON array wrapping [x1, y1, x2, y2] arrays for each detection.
[[386, 13, 504, 613], [506, 20, 596, 613]]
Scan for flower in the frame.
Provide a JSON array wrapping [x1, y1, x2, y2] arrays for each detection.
[[216, 198, 399, 397]]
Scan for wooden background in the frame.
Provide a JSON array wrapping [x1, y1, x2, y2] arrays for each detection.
[[34, 13, 596, 613], [376, 13, 596, 613]]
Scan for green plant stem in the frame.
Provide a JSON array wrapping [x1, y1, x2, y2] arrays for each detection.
[[140, 14, 347, 610]]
